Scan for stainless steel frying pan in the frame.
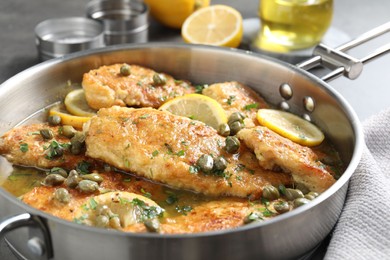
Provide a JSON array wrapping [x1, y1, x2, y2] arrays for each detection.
[[0, 23, 389, 260]]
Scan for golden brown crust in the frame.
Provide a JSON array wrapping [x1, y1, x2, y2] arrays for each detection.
[[0, 123, 92, 169], [237, 127, 336, 192], [202, 81, 268, 127], [82, 64, 195, 109], [21, 171, 255, 234], [85, 107, 292, 199]]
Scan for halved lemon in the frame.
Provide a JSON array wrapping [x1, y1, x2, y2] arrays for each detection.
[[257, 109, 325, 146], [159, 93, 227, 130], [144, 0, 210, 29], [49, 105, 91, 129], [64, 89, 97, 117], [181, 5, 243, 48]]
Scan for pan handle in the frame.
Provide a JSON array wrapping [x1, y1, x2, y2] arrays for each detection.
[[0, 213, 53, 260], [297, 22, 390, 82]]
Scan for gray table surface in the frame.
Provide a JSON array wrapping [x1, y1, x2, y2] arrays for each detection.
[[1, 0, 389, 259]]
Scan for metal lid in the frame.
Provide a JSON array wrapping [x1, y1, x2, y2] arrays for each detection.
[[35, 17, 105, 61]]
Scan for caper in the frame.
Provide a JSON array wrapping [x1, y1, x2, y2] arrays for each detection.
[[293, 198, 310, 208], [228, 112, 245, 125], [229, 120, 243, 135], [285, 188, 304, 201], [96, 204, 111, 216], [225, 136, 240, 154], [65, 169, 80, 188], [49, 167, 68, 178], [144, 218, 161, 233], [77, 180, 99, 193], [95, 215, 109, 228], [295, 183, 310, 195], [109, 216, 121, 229], [70, 132, 85, 155], [152, 73, 166, 86], [273, 201, 290, 214], [72, 131, 86, 143], [304, 191, 319, 201], [48, 115, 61, 126], [81, 173, 103, 184], [40, 129, 54, 140], [218, 123, 230, 137], [54, 188, 70, 203], [196, 154, 214, 173], [213, 156, 228, 171], [61, 125, 76, 138], [262, 185, 280, 200], [120, 64, 131, 76], [70, 142, 82, 155], [43, 174, 65, 186]]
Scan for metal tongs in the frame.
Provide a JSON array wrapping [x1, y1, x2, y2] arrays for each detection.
[[297, 22, 390, 82]]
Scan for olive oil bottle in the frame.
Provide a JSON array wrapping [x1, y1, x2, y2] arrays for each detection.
[[255, 0, 333, 52]]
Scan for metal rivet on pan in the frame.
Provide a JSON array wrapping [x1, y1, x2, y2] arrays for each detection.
[[279, 83, 293, 100], [279, 101, 290, 111], [303, 96, 315, 112], [302, 113, 312, 122]]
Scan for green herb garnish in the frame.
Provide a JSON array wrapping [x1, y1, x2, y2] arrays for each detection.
[[20, 143, 28, 153], [243, 103, 259, 111]]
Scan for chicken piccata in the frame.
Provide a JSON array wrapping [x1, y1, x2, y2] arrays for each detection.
[[0, 63, 343, 234]]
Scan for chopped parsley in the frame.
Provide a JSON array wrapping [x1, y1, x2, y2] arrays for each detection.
[[122, 178, 132, 182], [243, 103, 259, 111], [278, 184, 287, 195], [131, 198, 164, 220], [226, 95, 236, 105], [19, 143, 28, 153], [89, 198, 98, 210], [73, 214, 88, 225], [151, 150, 159, 158], [139, 114, 150, 119], [141, 188, 152, 198], [76, 161, 91, 174], [44, 140, 70, 160], [176, 150, 185, 157], [195, 85, 206, 94]]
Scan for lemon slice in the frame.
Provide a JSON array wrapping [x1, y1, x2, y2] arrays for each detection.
[[49, 105, 91, 129], [159, 93, 227, 130], [64, 89, 97, 117], [181, 5, 243, 48], [257, 109, 325, 146], [144, 0, 210, 29]]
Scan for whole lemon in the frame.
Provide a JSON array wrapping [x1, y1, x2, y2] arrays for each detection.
[[144, 0, 210, 29]]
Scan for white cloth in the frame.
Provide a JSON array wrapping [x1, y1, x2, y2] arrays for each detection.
[[325, 108, 390, 259]]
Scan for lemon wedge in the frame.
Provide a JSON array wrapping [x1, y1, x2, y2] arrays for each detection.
[[256, 109, 325, 146], [181, 5, 243, 48], [49, 105, 91, 129], [64, 89, 97, 117], [144, 0, 210, 29], [159, 93, 227, 130]]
